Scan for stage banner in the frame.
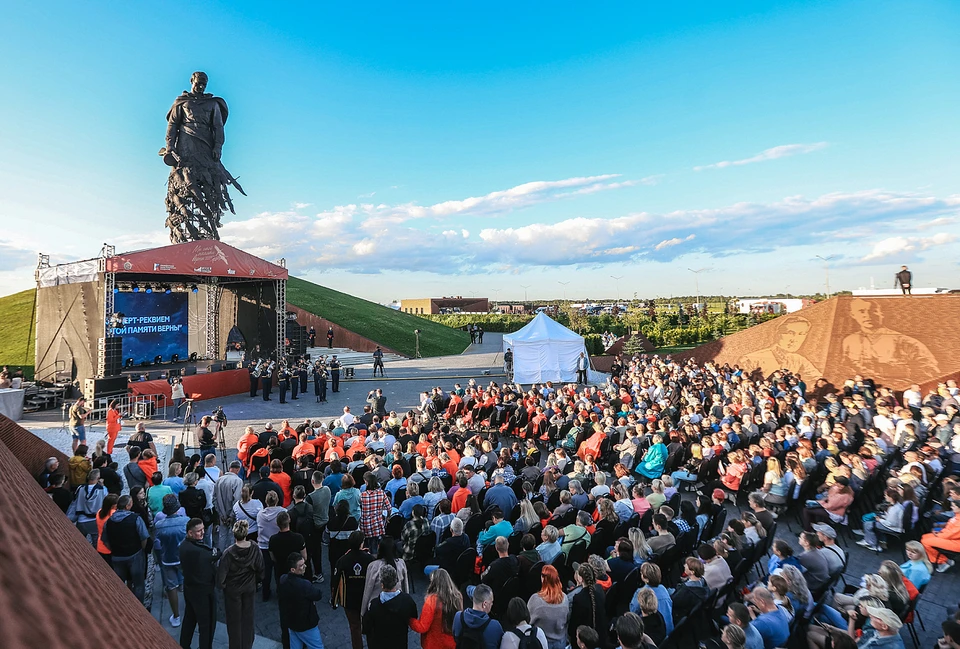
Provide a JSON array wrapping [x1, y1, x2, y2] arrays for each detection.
[[114, 292, 189, 364], [130, 369, 249, 402]]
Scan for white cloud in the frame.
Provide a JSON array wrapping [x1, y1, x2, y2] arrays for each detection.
[[861, 233, 957, 262], [694, 142, 828, 171], [293, 202, 312, 209], [220, 186, 960, 276], [655, 234, 695, 250]]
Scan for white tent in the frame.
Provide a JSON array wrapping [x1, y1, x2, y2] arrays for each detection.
[[503, 312, 603, 384]]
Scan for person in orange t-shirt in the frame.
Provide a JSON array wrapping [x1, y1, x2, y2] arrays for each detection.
[[441, 453, 459, 479], [450, 476, 471, 513], [96, 494, 119, 561], [105, 400, 122, 455], [137, 449, 159, 481], [269, 459, 293, 506]]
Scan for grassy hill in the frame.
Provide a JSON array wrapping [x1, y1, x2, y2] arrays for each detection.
[[286, 277, 470, 357], [0, 289, 36, 374]]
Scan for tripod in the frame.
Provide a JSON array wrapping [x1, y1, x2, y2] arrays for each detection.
[[179, 399, 198, 448]]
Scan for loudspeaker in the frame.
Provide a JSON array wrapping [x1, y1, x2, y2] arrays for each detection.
[[98, 336, 124, 377], [209, 364, 222, 373], [84, 375, 130, 401], [184, 366, 197, 376]]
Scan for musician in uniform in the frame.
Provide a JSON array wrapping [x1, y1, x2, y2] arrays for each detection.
[[261, 362, 274, 401], [326, 326, 334, 348], [298, 363, 308, 395], [290, 362, 300, 401], [278, 365, 290, 404], [329, 355, 341, 393], [248, 361, 259, 398], [313, 363, 327, 403], [308, 326, 316, 348]]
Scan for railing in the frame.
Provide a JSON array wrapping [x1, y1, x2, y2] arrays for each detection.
[[84, 392, 169, 424], [34, 359, 66, 384]]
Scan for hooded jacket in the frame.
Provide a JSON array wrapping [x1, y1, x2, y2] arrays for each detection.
[[217, 542, 264, 593], [154, 513, 188, 565], [453, 608, 504, 649], [257, 506, 285, 549]]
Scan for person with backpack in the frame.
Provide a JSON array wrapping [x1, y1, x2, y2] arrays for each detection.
[[333, 531, 374, 649], [453, 585, 504, 649], [72, 468, 108, 546], [500, 597, 549, 649], [363, 564, 418, 649]]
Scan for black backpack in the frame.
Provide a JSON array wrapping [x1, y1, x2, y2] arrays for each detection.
[[455, 616, 491, 649], [509, 627, 544, 649]]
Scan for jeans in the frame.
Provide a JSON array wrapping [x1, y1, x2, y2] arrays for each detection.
[[290, 627, 325, 649], [862, 518, 898, 547], [112, 551, 146, 602], [76, 519, 99, 547], [817, 604, 847, 628], [671, 470, 697, 483], [70, 424, 86, 442], [262, 548, 275, 599]]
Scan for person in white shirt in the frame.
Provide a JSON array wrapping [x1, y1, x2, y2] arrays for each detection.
[[340, 407, 356, 428]]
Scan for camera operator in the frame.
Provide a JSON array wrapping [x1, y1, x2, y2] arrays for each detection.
[[171, 377, 187, 422], [198, 415, 217, 461]]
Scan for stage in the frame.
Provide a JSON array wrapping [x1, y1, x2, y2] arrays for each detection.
[[34, 240, 288, 404]]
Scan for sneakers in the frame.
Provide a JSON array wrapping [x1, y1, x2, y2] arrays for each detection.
[[856, 540, 882, 552], [851, 529, 865, 536], [937, 559, 955, 573], [169, 615, 182, 628]]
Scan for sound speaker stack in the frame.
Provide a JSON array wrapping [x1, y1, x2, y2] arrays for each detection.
[[285, 321, 307, 356], [84, 375, 130, 402], [98, 336, 124, 377]]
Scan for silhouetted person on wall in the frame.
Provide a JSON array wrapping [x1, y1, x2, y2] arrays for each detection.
[[327, 327, 335, 348], [895, 265, 912, 295]]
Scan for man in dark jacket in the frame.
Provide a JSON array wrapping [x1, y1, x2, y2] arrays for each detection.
[[334, 531, 374, 649], [453, 585, 504, 649], [123, 446, 147, 492], [180, 517, 219, 649], [279, 553, 325, 648], [363, 564, 417, 649], [252, 465, 284, 506]]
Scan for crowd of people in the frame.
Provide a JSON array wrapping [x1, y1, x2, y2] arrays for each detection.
[[39, 349, 960, 649]]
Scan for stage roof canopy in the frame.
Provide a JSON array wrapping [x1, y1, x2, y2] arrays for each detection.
[[105, 240, 288, 280]]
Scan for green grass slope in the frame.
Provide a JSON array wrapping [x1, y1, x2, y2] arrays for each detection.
[[286, 277, 470, 358], [0, 289, 36, 372]]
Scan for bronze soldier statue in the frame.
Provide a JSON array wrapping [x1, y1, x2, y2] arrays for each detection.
[[159, 71, 245, 243]]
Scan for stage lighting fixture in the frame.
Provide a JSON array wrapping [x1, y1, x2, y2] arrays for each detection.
[[164, 285, 172, 294], [113, 287, 119, 294], [125, 358, 134, 368], [154, 354, 163, 365], [189, 352, 198, 362], [171, 354, 179, 363], [191, 284, 199, 293], [132, 283, 140, 292], [145, 284, 153, 294]]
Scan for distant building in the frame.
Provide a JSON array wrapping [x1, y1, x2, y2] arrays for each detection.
[[401, 296, 490, 315], [497, 304, 527, 314], [735, 298, 814, 315]]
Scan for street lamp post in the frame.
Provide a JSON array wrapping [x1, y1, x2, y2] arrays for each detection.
[[815, 255, 837, 299], [687, 267, 709, 313]]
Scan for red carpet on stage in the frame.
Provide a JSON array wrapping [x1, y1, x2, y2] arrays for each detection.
[[130, 368, 250, 403]]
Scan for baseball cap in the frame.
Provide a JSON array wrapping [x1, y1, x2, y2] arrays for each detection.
[[712, 488, 726, 501], [812, 523, 837, 539], [864, 606, 903, 631]]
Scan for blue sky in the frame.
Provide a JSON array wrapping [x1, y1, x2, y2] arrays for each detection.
[[1, 1, 959, 302]]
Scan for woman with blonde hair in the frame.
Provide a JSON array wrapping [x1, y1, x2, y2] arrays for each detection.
[[878, 561, 910, 618], [528, 565, 570, 649], [409, 568, 462, 649], [218, 519, 264, 649], [901, 540, 933, 587], [628, 527, 653, 562], [671, 443, 702, 486], [779, 564, 813, 618], [761, 457, 790, 505], [515, 499, 539, 534]]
